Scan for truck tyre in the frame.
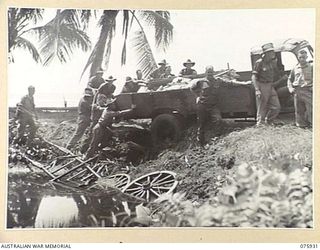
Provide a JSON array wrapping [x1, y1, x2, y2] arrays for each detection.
[[151, 114, 182, 145]]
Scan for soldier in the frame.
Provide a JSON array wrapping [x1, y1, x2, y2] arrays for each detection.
[[97, 76, 116, 99], [66, 88, 94, 150], [179, 59, 197, 76], [160, 66, 175, 79], [287, 49, 313, 128], [205, 66, 223, 124], [15, 85, 37, 142], [190, 78, 212, 146], [80, 94, 109, 153], [135, 70, 143, 81], [121, 77, 140, 93], [191, 65, 242, 146], [252, 43, 281, 126], [84, 99, 135, 159], [88, 68, 105, 90], [149, 59, 168, 79]]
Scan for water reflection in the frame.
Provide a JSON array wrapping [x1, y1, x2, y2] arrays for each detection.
[[35, 196, 79, 228], [7, 175, 142, 228]]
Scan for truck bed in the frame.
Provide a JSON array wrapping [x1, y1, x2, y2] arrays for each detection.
[[115, 81, 256, 120]]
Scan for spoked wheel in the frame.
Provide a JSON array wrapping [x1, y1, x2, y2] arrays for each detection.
[[93, 174, 131, 191], [123, 171, 178, 202]]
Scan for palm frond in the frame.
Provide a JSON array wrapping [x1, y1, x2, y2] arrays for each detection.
[[131, 30, 157, 77], [30, 9, 91, 66], [17, 8, 44, 25], [58, 9, 82, 29], [13, 36, 41, 63], [138, 10, 173, 51], [8, 7, 44, 50], [36, 22, 91, 65], [78, 9, 91, 30]]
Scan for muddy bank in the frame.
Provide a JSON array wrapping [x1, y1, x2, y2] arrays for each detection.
[[7, 115, 313, 227]]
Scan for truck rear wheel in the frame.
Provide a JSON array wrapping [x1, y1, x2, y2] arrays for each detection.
[[151, 114, 182, 145]]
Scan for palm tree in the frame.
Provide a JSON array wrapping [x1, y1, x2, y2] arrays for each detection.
[[8, 8, 174, 78], [8, 8, 92, 65], [8, 8, 44, 63], [82, 10, 173, 78]]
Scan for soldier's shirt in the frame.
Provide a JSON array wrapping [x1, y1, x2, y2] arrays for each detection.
[[98, 82, 116, 97], [180, 68, 197, 76], [252, 58, 275, 83], [99, 110, 120, 127], [91, 94, 108, 121], [289, 62, 313, 88], [88, 75, 105, 89], [150, 67, 166, 79], [18, 95, 35, 115], [78, 97, 92, 119], [121, 82, 140, 93]]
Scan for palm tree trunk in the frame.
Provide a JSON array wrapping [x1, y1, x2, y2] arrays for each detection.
[[90, 10, 118, 77]]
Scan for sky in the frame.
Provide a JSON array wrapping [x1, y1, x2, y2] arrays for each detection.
[[8, 8, 315, 107]]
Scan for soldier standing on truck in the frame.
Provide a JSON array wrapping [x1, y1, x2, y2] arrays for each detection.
[[179, 59, 197, 77], [252, 43, 281, 126], [149, 59, 168, 79], [66, 88, 94, 150], [83, 100, 136, 160], [135, 70, 143, 81], [160, 66, 175, 79], [14, 85, 37, 143], [121, 77, 141, 93], [287, 49, 313, 128]]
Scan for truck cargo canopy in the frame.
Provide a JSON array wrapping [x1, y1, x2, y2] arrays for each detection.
[[250, 38, 311, 55]]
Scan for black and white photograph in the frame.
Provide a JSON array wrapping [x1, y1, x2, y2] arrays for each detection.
[[6, 7, 314, 229]]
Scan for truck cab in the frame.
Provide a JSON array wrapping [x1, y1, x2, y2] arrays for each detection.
[[238, 38, 314, 112]]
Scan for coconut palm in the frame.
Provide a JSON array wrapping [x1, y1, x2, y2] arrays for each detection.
[[82, 10, 173, 78], [8, 8, 173, 78], [8, 8, 92, 65], [8, 8, 44, 63]]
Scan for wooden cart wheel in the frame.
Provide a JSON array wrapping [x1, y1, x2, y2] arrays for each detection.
[[93, 174, 131, 191], [123, 171, 178, 202]]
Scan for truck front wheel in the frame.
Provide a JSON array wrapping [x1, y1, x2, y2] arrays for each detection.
[[151, 114, 182, 145]]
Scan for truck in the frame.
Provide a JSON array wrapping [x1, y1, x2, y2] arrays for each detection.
[[114, 38, 313, 144]]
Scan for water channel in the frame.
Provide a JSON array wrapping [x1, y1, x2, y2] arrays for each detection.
[[7, 170, 143, 228]]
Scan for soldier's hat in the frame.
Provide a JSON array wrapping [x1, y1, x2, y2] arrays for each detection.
[[205, 65, 214, 74], [262, 43, 275, 53], [190, 78, 209, 91], [125, 76, 133, 83], [158, 59, 167, 66], [105, 76, 117, 82], [183, 59, 195, 67]]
